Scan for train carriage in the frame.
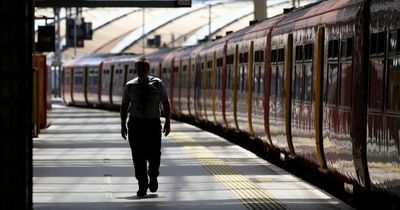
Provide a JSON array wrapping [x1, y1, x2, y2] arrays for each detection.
[[178, 47, 195, 117], [319, 0, 362, 185]]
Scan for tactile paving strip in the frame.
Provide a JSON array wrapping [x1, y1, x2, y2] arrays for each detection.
[[172, 133, 287, 210]]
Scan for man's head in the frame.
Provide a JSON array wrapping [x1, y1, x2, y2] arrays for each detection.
[[135, 57, 150, 79]]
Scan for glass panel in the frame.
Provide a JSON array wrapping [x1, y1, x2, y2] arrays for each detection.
[[339, 63, 352, 106], [294, 64, 303, 100], [327, 63, 338, 105], [389, 30, 398, 53], [387, 58, 400, 111], [270, 66, 277, 97], [369, 59, 384, 109], [304, 63, 313, 101], [277, 65, 285, 98]]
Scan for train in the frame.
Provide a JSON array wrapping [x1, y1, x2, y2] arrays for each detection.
[[62, 0, 400, 207]]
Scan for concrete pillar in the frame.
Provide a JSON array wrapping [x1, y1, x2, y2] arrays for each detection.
[[253, 0, 266, 21]]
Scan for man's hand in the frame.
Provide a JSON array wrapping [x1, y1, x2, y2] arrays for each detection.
[[163, 121, 170, 137], [121, 124, 127, 140]]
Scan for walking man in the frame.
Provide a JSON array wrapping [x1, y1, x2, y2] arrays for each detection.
[[120, 57, 171, 197]]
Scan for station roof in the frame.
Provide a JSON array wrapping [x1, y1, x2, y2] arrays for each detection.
[[34, 0, 318, 62]]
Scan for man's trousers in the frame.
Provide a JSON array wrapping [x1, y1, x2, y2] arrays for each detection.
[[128, 117, 162, 191]]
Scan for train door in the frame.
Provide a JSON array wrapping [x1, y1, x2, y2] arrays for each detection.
[[290, 28, 319, 165], [194, 55, 203, 120], [62, 67, 72, 105], [215, 47, 225, 126], [225, 45, 236, 129], [173, 58, 180, 116], [322, 26, 357, 179], [367, 28, 400, 192], [269, 34, 291, 153], [236, 41, 250, 132], [251, 38, 266, 140], [181, 58, 189, 116], [188, 57, 195, 117], [203, 53, 212, 122]]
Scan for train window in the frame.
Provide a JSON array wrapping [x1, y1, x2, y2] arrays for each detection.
[[227, 55, 234, 64], [387, 58, 400, 111], [208, 68, 212, 90], [328, 40, 339, 59], [339, 63, 352, 106], [255, 51, 260, 62], [256, 67, 261, 94], [271, 49, 277, 63], [398, 29, 400, 52], [347, 38, 353, 57], [207, 60, 212, 68], [270, 66, 277, 97], [244, 52, 248, 63], [304, 64, 313, 101], [277, 66, 285, 98], [326, 64, 338, 105], [217, 66, 221, 90], [227, 66, 232, 90], [304, 44, 313, 60], [241, 67, 245, 92], [341, 38, 353, 58], [294, 65, 303, 100], [370, 32, 386, 55], [260, 50, 264, 62], [278, 48, 285, 62], [217, 58, 223, 67], [295, 46, 303, 61], [389, 30, 398, 53], [369, 59, 384, 109], [239, 53, 244, 63]]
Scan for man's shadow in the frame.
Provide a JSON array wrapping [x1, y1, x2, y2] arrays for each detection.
[[118, 194, 160, 200]]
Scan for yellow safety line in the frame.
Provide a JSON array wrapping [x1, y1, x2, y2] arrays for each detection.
[[172, 134, 287, 210]]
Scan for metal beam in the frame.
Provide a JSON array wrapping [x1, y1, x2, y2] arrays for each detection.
[[35, 0, 191, 8]]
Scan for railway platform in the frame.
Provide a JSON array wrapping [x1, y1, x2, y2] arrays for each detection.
[[33, 100, 354, 210]]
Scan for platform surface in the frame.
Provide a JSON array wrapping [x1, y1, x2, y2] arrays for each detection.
[[33, 103, 354, 210]]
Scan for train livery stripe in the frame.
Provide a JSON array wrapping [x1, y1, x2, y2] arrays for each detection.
[[314, 26, 327, 168], [172, 132, 287, 210], [247, 41, 255, 136], [233, 44, 240, 130], [285, 34, 295, 156]]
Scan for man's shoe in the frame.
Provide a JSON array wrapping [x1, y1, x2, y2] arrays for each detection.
[[137, 190, 147, 197], [149, 178, 158, 193]]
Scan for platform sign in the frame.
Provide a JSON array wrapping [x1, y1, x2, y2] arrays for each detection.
[[35, 0, 192, 7]]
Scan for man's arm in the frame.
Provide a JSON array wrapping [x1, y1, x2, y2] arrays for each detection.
[[120, 86, 129, 140], [160, 81, 171, 137], [162, 98, 171, 137]]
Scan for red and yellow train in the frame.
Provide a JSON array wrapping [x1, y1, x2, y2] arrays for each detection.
[[62, 0, 400, 205]]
